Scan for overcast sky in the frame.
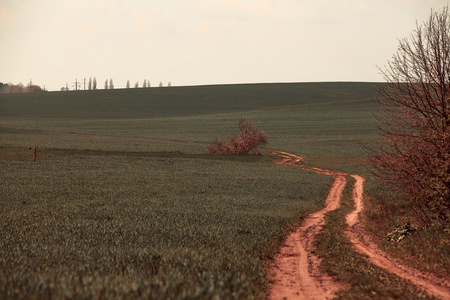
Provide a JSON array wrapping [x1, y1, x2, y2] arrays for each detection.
[[0, 0, 447, 91]]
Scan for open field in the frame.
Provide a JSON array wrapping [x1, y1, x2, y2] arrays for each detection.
[[3, 82, 447, 298], [1, 148, 332, 298], [0, 82, 377, 120], [0, 82, 378, 156]]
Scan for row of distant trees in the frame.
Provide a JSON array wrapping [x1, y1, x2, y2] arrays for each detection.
[[61, 77, 172, 91], [125, 79, 171, 88], [0, 82, 45, 94], [0, 79, 172, 93]]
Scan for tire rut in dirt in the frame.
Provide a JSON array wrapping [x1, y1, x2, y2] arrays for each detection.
[[269, 151, 345, 300]]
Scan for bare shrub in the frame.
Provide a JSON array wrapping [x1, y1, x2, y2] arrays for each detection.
[[208, 117, 267, 154], [370, 7, 450, 225]]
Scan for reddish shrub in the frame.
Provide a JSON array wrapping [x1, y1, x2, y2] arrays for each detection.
[[208, 117, 267, 155]]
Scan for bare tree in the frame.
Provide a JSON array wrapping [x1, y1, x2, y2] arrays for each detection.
[[168, 82, 172, 87], [159, 82, 163, 87], [88, 77, 92, 90], [109, 78, 114, 89], [93, 77, 97, 90], [135, 82, 139, 88], [126, 80, 130, 88], [370, 6, 450, 224], [143, 79, 147, 88], [104, 79, 108, 90]]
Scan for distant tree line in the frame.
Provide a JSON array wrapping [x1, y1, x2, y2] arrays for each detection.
[[61, 77, 172, 91], [0, 82, 45, 94]]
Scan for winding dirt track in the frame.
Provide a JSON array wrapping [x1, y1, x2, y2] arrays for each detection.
[[268, 151, 450, 300], [346, 175, 450, 300], [269, 151, 346, 300]]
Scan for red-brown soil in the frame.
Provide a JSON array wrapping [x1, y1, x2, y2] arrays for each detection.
[[269, 151, 345, 299], [268, 151, 450, 300]]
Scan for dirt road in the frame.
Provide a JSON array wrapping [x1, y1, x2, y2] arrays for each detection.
[[269, 151, 345, 300], [346, 175, 450, 300], [268, 151, 450, 300]]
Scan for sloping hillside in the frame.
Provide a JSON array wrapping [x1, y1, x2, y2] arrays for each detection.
[[0, 82, 376, 119]]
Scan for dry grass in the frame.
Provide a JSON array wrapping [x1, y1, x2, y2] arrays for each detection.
[[363, 179, 450, 280]]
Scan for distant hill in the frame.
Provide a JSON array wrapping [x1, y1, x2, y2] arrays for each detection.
[[0, 82, 378, 119]]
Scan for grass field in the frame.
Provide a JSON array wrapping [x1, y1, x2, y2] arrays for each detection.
[[0, 82, 403, 298], [1, 149, 333, 298], [0, 82, 378, 156]]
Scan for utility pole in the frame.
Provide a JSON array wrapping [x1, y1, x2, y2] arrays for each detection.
[[73, 79, 81, 91]]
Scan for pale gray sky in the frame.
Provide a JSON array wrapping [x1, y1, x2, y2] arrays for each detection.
[[0, 0, 447, 91]]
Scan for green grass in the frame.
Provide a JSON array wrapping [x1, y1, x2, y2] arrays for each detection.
[[0, 82, 379, 157], [0, 149, 331, 298], [0, 82, 377, 119], [7, 81, 438, 298]]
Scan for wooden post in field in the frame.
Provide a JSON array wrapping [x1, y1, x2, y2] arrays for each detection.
[[33, 147, 36, 162]]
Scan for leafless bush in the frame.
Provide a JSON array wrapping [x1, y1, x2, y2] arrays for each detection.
[[208, 117, 267, 154]]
